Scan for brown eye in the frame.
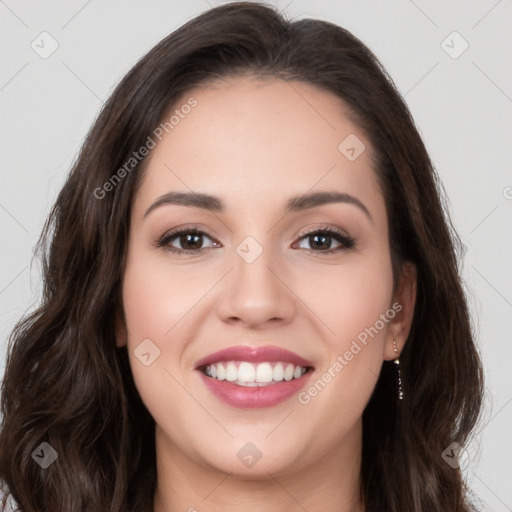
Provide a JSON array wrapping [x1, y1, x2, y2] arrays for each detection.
[[304, 233, 336, 251], [295, 228, 355, 253], [177, 232, 203, 250], [157, 229, 220, 254]]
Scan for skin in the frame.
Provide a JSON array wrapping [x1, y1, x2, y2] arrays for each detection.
[[116, 76, 416, 512]]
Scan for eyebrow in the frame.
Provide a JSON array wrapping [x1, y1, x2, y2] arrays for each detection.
[[144, 192, 223, 218], [144, 191, 372, 221]]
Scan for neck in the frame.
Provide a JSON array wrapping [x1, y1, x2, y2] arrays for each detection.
[[152, 421, 364, 512]]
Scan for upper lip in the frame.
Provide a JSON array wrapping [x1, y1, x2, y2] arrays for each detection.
[[194, 345, 314, 369]]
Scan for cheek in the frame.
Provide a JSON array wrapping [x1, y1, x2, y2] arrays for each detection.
[[292, 248, 393, 417], [120, 256, 204, 436], [120, 249, 202, 395], [121, 249, 212, 344], [292, 247, 394, 352]]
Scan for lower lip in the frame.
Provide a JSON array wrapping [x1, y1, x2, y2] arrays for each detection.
[[198, 370, 313, 408]]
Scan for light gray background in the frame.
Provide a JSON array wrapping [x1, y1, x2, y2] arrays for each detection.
[[1, 1, 511, 510]]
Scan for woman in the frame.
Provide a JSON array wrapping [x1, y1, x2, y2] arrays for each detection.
[[0, 2, 483, 510]]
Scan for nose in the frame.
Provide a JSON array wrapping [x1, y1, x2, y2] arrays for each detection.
[[215, 243, 297, 329]]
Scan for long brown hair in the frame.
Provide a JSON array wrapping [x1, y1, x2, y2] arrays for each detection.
[[0, 2, 483, 510]]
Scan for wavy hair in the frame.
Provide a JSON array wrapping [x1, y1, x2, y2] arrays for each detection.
[[0, 2, 483, 510]]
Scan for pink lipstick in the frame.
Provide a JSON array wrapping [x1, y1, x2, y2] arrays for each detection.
[[195, 345, 314, 408]]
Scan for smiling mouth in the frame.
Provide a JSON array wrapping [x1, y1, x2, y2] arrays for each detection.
[[200, 361, 313, 387], [194, 344, 315, 407]]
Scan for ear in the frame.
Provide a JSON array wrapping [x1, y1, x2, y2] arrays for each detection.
[[383, 261, 417, 361], [115, 305, 128, 348]]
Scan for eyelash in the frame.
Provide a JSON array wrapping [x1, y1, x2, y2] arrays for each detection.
[[294, 226, 356, 254], [155, 225, 356, 256]]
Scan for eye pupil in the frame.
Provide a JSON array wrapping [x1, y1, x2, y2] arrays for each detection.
[[310, 234, 331, 250], [181, 233, 202, 249]]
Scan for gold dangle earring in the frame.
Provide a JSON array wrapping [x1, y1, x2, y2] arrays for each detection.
[[393, 339, 404, 401]]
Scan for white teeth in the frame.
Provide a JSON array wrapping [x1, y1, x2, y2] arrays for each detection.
[[284, 363, 295, 381], [203, 361, 309, 385], [256, 362, 274, 383], [273, 362, 284, 382], [216, 363, 226, 380], [238, 362, 256, 383], [225, 362, 237, 381]]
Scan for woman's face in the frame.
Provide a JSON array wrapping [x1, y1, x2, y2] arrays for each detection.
[[119, 76, 415, 479]]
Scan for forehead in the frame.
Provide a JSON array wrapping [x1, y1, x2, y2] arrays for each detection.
[[134, 76, 383, 218]]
